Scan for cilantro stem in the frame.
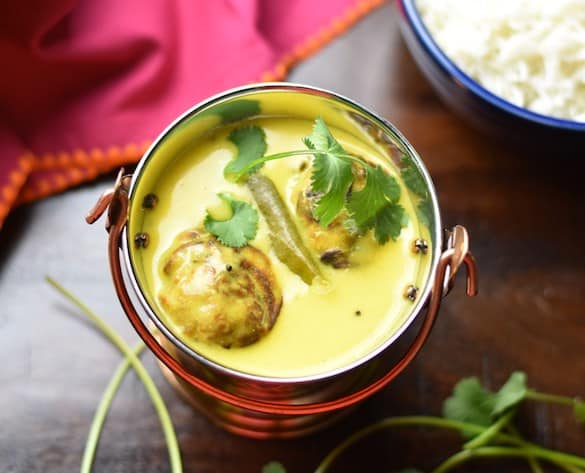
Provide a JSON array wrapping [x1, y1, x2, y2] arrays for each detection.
[[80, 341, 146, 473], [526, 390, 578, 408], [506, 425, 585, 473], [482, 443, 585, 469], [556, 463, 585, 473], [430, 446, 582, 473], [463, 410, 515, 450], [315, 416, 506, 473], [527, 456, 546, 473], [314, 416, 585, 473], [505, 425, 545, 473], [237, 150, 366, 181], [46, 277, 183, 473]]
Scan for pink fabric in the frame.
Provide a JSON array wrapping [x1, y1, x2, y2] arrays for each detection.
[[0, 0, 382, 228]]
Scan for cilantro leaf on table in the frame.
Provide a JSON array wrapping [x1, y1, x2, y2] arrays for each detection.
[[492, 371, 527, 416], [224, 125, 267, 180], [444, 372, 529, 439], [204, 193, 258, 248], [443, 377, 495, 436], [305, 117, 354, 226], [262, 462, 286, 473]]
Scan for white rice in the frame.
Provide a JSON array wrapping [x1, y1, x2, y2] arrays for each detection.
[[415, 0, 585, 122]]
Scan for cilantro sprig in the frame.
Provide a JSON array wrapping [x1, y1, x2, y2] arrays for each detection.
[[204, 193, 259, 248], [264, 372, 585, 473], [316, 372, 585, 473], [304, 118, 354, 226], [47, 278, 183, 473], [225, 117, 408, 245]]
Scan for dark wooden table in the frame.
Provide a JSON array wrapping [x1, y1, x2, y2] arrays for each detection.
[[1, 4, 584, 472]]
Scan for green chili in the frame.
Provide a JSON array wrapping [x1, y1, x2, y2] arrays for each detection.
[[247, 173, 322, 284]]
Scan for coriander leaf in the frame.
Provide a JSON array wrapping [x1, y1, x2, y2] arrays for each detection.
[[305, 116, 345, 158], [311, 166, 353, 226], [305, 118, 354, 226], [492, 371, 527, 417], [574, 399, 585, 424], [224, 126, 267, 181], [416, 199, 433, 229], [262, 462, 286, 473], [372, 202, 408, 244], [199, 99, 260, 124], [400, 155, 428, 198], [401, 154, 432, 230], [347, 165, 401, 228], [443, 377, 495, 438], [204, 193, 258, 248]]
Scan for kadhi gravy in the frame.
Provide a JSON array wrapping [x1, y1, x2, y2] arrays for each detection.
[[129, 117, 431, 378]]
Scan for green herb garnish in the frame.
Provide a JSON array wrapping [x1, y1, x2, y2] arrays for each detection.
[[199, 99, 261, 125], [262, 461, 287, 473], [204, 193, 259, 248], [400, 154, 428, 198], [442, 377, 499, 435], [347, 164, 407, 244], [575, 401, 585, 423], [224, 125, 267, 179], [400, 154, 433, 230], [491, 371, 529, 416], [303, 118, 354, 226], [311, 371, 585, 473], [47, 277, 183, 473], [225, 117, 407, 245]]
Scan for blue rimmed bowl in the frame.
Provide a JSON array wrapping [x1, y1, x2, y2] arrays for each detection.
[[397, 0, 585, 154]]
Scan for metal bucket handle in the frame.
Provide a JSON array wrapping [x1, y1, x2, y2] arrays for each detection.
[[87, 169, 478, 416]]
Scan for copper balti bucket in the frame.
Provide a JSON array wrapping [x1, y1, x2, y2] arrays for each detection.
[[87, 83, 478, 439]]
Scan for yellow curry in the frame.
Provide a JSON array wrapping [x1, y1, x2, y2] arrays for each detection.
[[129, 116, 431, 378]]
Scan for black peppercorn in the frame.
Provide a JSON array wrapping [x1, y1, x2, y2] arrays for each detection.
[[134, 232, 149, 248], [142, 193, 159, 209]]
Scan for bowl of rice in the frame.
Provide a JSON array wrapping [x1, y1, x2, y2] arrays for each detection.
[[397, 0, 585, 152]]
